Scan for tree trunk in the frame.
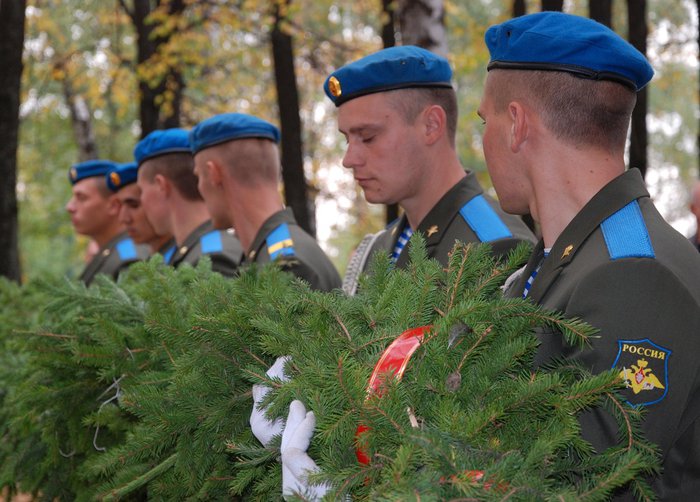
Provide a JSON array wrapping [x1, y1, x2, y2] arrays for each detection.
[[513, 0, 526, 17], [627, 0, 649, 178], [382, 0, 400, 225], [271, 0, 314, 236], [541, 0, 564, 11], [0, 0, 26, 282], [61, 77, 99, 161], [122, 0, 185, 137], [589, 0, 613, 27], [397, 0, 447, 57]]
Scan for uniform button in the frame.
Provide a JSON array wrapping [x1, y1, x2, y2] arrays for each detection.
[[102, 249, 110, 257], [249, 250, 256, 260], [179, 246, 188, 255]]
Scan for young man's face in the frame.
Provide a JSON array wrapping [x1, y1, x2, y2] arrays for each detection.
[[116, 183, 160, 244], [136, 163, 172, 237], [65, 177, 117, 238], [337, 92, 427, 207]]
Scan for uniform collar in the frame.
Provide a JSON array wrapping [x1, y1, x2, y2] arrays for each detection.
[[171, 220, 214, 265], [247, 208, 296, 261], [394, 172, 482, 267], [523, 168, 649, 302]]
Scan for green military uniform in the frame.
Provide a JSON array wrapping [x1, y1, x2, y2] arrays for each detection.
[[343, 172, 536, 294], [504, 169, 700, 499], [79, 232, 150, 286], [170, 220, 243, 277], [246, 208, 341, 292]]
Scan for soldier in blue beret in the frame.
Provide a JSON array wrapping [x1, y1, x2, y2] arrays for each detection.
[[478, 11, 700, 499], [190, 113, 341, 292], [323, 45, 535, 295], [106, 162, 175, 260], [66, 159, 147, 285], [134, 128, 243, 277]]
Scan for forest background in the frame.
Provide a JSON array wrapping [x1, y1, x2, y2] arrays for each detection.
[[0, 0, 698, 283]]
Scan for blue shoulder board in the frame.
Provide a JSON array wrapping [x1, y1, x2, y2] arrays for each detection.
[[116, 238, 139, 261], [459, 194, 513, 242], [163, 245, 176, 264], [600, 200, 655, 260], [267, 223, 295, 260], [200, 231, 223, 254]]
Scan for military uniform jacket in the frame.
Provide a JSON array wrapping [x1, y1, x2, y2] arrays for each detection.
[[343, 172, 536, 294], [79, 232, 149, 286], [504, 169, 700, 500], [246, 208, 341, 292], [169, 220, 243, 278]]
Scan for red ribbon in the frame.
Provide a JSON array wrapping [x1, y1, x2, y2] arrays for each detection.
[[355, 325, 432, 464]]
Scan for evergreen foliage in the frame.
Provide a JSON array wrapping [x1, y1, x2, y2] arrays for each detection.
[[231, 238, 659, 500], [0, 241, 659, 500]]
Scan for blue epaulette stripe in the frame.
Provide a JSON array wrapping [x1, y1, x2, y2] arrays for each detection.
[[459, 195, 513, 242], [201, 231, 224, 254], [267, 223, 295, 260], [601, 200, 655, 260], [163, 245, 176, 264], [116, 238, 138, 261]]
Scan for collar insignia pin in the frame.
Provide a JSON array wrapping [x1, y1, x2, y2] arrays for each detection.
[[561, 244, 574, 259], [427, 225, 439, 237]]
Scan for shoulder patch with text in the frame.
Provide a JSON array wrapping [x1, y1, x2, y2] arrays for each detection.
[[612, 338, 670, 406]]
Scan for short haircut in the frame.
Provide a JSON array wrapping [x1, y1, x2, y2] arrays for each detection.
[[93, 177, 113, 198], [212, 138, 281, 187], [139, 152, 203, 201], [385, 87, 458, 148], [489, 69, 636, 153]]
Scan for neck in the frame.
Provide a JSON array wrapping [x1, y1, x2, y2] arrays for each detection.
[[229, 185, 284, 252], [169, 198, 211, 245], [401, 151, 466, 230], [149, 233, 173, 253], [529, 146, 624, 248], [92, 221, 124, 248]]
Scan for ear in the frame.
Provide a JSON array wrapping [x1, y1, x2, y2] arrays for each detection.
[[206, 159, 224, 186], [154, 173, 170, 197], [422, 105, 447, 146], [106, 194, 121, 217], [508, 101, 528, 153]]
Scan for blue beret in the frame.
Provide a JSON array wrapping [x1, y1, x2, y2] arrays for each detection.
[[106, 162, 138, 192], [134, 128, 191, 166], [485, 12, 653, 91], [69, 159, 118, 185], [189, 113, 280, 154], [324, 45, 453, 107]]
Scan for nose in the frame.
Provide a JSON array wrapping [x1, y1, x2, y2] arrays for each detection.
[[342, 141, 362, 170], [65, 197, 75, 213]]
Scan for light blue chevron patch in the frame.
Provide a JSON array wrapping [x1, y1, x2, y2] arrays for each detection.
[[201, 231, 223, 254], [601, 201, 655, 260], [267, 224, 295, 260], [116, 238, 138, 261], [459, 194, 513, 242]]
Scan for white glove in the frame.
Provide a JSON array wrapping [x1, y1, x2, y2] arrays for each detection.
[[250, 356, 290, 447], [281, 400, 330, 500]]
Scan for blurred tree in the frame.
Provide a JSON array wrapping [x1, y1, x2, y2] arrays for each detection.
[[0, 0, 26, 283], [542, 0, 563, 10], [120, 0, 185, 136], [272, 0, 313, 235], [589, 0, 613, 26], [513, 0, 526, 16], [628, 0, 649, 178]]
